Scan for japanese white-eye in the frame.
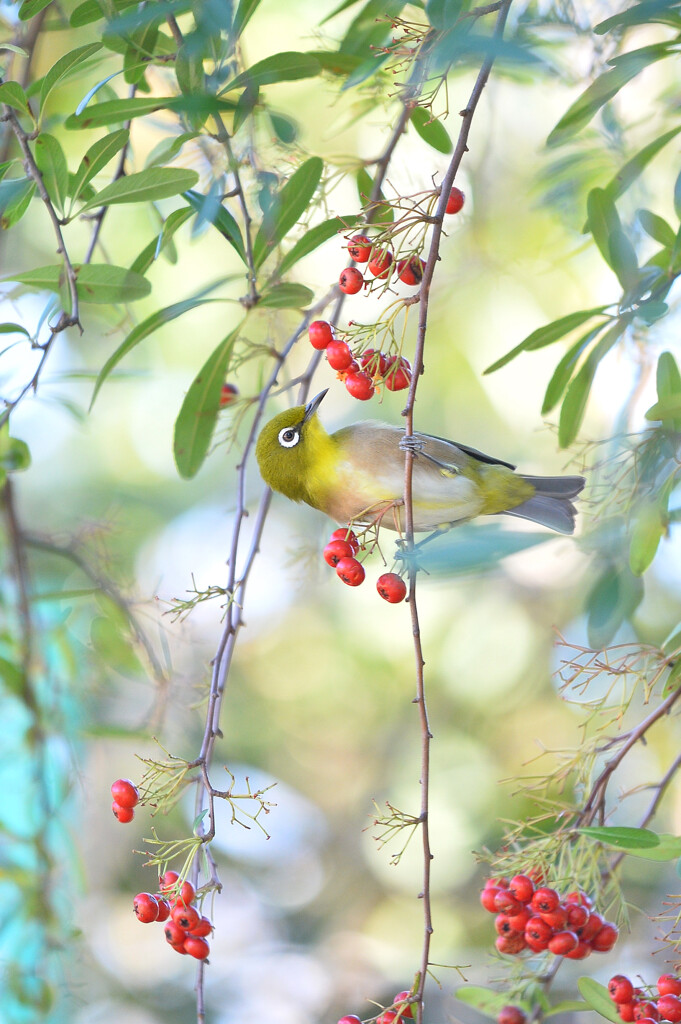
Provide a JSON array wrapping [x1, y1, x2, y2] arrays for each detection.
[[255, 391, 585, 534]]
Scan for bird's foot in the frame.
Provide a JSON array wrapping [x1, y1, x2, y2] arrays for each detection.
[[399, 434, 425, 455]]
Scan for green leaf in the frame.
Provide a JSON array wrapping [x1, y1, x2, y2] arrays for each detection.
[[258, 283, 314, 308], [70, 0, 139, 27], [269, 111, 298, 145], [456, 987, 512, 1019], [278, 214, 359, 275], [558, 316, 630, 447], [173, 328, 239, 479], [629, 499, 665, 575], [645, 395, 681, 422], [175, 42, 204, 97], [577, 979, 622, 1024], [400, 523, 550, 576], [603, 127, 681, 204], [19, 0, 54, 19], [65, 94, 236, 129], [253, 156, 323, 269], [130, 207, 194, 275], [485, 307, 609, 374], [0, 44, 29, 57], [664, 661, 681, 698], [0, 430, 30, 473], [144, 131, 197, 169], [220, 52, 321, 94], [7, 264, 151, 304], [305, 50, 363, 76], [90, 296, 219, 408], [545, 1002, 591, 1017], [77, 167, 199, 214], [586, 188, 619, 267], [596, 0, 681, 33], [34, 133, 69, 214], [0, 177, 35, 229], [232, 0, 264, 37], [426, 0, 464, 30], [587, 562, 643, 649], [339, 0, 405, 57], [548, 47, 671, 147], [410, 106, 452, 154], [663, 623, 681, 656], [357, 166, 394, 223], [39, 42, 102, 114], [655, 351, 681, 431], [675, 165, 681, 221], [184, 189, 246, 263], [580, 825, 660, 849], [619, 832, 681, 860], [69, 129, 129, 208], [0, 656, 25, 696], [541, 326, 605, 415], [90, 615, 143, 678], [638, 208, 676, 248], [0, 81, 31, 117], [320, 0, 364, 24], [0, 323, 30, 338]]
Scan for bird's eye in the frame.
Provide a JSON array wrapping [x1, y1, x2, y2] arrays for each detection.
[[278, 427, 300, 448]]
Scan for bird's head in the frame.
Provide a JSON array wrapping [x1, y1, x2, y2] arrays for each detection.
[[255, 390, 330, 502]]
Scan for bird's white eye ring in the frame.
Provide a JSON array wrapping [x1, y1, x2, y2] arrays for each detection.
[[278, 427, 300, 448]]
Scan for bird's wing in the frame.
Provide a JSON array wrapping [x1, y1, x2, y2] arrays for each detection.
[[413, 431, 516, 472]]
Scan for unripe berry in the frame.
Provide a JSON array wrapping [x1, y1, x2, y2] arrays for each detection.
[[376, 573, 407, 604], [367, 249, 393, 279], [330, 528, 359, 553], [609, 977, 634, 1004], [659, 979, 681, 998], [548, 930, 579, 956], [445, 186, 465, 214], [396, 256, 425, 286], [308, 320, 334, 350], [111, 778, 139, 809], [133, 892, 159, 923], [530, 887, 560, 914], [326, 340, 354, 371], [345, 370, 375, 401], [508, 875, 535, 904], [112, 801, 134, 823], [656, 996, 681, 1022], [184, 935, 210, 960], [498, 1008, 526, 1024], [336, 556, 365, 586], [324, 539, 354, 567], [347, 235, 372, 262], [171, 902, 200, 931], [339, 267, 364, 294], [219, 382, 238, 407]]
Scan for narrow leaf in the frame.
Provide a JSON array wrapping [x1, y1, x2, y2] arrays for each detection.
[[278, 215, 358, 275], [619, 832, 681, 860], [69, 129, 129, 207], [65, 94, 236, 130], [675, 166, 681, 221], [130, 207, 194, 275], [0, 323, 30, 338], [587, 187, 620, 267], [34, 133, 69, 214], [603, 126, 681, 203], [75, 69, 126, 115], [577, 979, 622, 1024], [253, 156, 323, 269], [457, 987, 512, 1019], [0, 44, 29, 56], [629, 500, 665, 575], [541, 325, 605, 415], [485, 307, 609, 374], [232, 0, 264, 37], [258, 283, 313, 308], [90, 296, 219, 408], [645, 395, 681, 421], [356, 166, 394, 223], [664, 662, 681, 698], [545, 1002, 591, 1017], [184, 189, 246, 262], [410, 106, 452, 154], [558, 316, 630, 447], [220, 52, 321, 94], [638, 208, 676, 248], [655, 351, 681, 431], [39, 42, 102, 113], [587, 563, 643, 649], [0, 81, 31, 116], [7, 264, 151, 304], [70, 0, 139, 27], [580, 825, 660, 849], [173, 328, 239, 479], [78, 167, 199, 214], [19, 0, 54, 19], [0, 178, 34, 228]]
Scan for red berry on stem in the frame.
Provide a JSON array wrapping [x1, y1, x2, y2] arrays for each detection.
[[509, 875, 535, 904], [112, 801, 134, 823], [524, 916, 552, 949], [566, 904, 588, 929], [164, 920, 187, 946], [345, 370, 375, 401], [133, 892, 159, 923], [566, 890, 593, 909], [368, 249, 393, 279], [486, 877, 510, 889], [219, 383, 238, 408], [339, 267, 364, 294], [590, 921, 619, 952], [396, 256, 426, 286], [445, 186, 465, 214], [530, 887, 560, 914], [634, 1005, 660, 1022], [548, 930, 579, 956], [175, 880, 195, 906], [111, 779, 139, 809], [495, 932, 526, 954], [324, 539, 354, 567], [480, 887, 501, 913], [337, 1018, 362, 1024], [326, 340, 354, 371], [495, 914, 515, 936], [494, 889, 522, 914], [361, 349, 388, 378], [498, 1008, 526, 1024], [159, 870, 180, 892], [171, 903, 200, 931], [377, 573, 407, 604], [377, 1012, 397, 1024], [184, 935, 210, 960], [657, 996, 681, 1022], [189, 915, 213, 938], [507, 908, 531, 933], [156, 898, 171, 923], [384, 356, 412, 392], [331, 528, 359, 553], [609, 977, 634, 1004], [336, 556, 365, 587], [618, 1005, 636, 1023], [565, 941, 592, 960], [347, 235, 372, 262], [540, 907, 568, 930], [578, 911, 604, 942], [659, 979, 681, 998], [393, 992, 414, 1019], [309, 320, 334, 350]]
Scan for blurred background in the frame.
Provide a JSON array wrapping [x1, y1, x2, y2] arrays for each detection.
[[2, 0, 681, 1021]]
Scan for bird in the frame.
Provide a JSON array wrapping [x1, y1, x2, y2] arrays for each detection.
[[255, 390, 585, 536]]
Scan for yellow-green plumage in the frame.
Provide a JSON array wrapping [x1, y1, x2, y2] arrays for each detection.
[[255, 393, 585, 535]]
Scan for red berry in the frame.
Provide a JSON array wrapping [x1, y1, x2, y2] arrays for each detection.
[[566, 890, 593, 909], [170, 942, 188, 954], [636, 1019, 659, 1024], [495, 914, 515, 936], [657, 996, 681, 1022], [189, 915, 213, 938], [360, 349, 388, 378], [338, 1018, 362, 1024], [548, 930, 579, 956], [171, 903, 200, 931], [498, 1008, 526, 1024], [393, 992, 414, 1019], [659, 979, 681, 998], [494, 889, 522, 914], [345, 370, 375, 401], [609, 977, 634, 1004], [495, 932, 526, 954], [347, 235, 372, 262], [566, 904, 589, 929], [376, 572, 407, 604], [326, 339, 353, 371], [367, 249, 393, 279], [507, 907, 531, 933], [396, 256, 426, 286], [530, 887, 560, 914], [509, 875, 535, 904], [309, 320, 334, 350], [339, 267, 364, 294], [619, 1005, 636, 1022], [486, 877, 510, 889], [336, 556, 365, 587], [480, 887, 501, 913], [330, 528, 359, 553], [112, 801, 134, 823], [164, 919, 187, 945], [111, 778, 139, 809], [133, 892, 159, 923], [578, 911, 604, 942], [384, 355, 412, 391], [445, 186, 465, 214], [156, 898, 171, 923], [184, 935, 210, 960], [324, 539, 354, 567], [377, 1013, 397, 1024], [565, 941, 592, 960], [524, 916, 552, 948], [219, 382, 238, 407], [175, 880, 195, 905], [634, 1005, 660, 1022], [159, 870, 179, 892], [590, 921, 619, 952], [540, 907, 568, 930]]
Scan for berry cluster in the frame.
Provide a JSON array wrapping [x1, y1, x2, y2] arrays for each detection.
[[111, 778, 139, 823], [133, 870, 212, 960], [309, 320, 412, 402], [323, 527, 407, 603], [480, 875, 619, 959], [338, 988, 415, 1023], [609, 973, 681, 1022]]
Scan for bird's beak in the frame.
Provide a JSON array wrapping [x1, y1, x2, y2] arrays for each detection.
[[303, 389, 328, 422]]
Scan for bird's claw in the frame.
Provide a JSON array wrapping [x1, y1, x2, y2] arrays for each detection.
[[399, 434, 424, 455]]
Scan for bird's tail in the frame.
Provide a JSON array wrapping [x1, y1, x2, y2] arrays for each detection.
[[503, 475, 586, 535]]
